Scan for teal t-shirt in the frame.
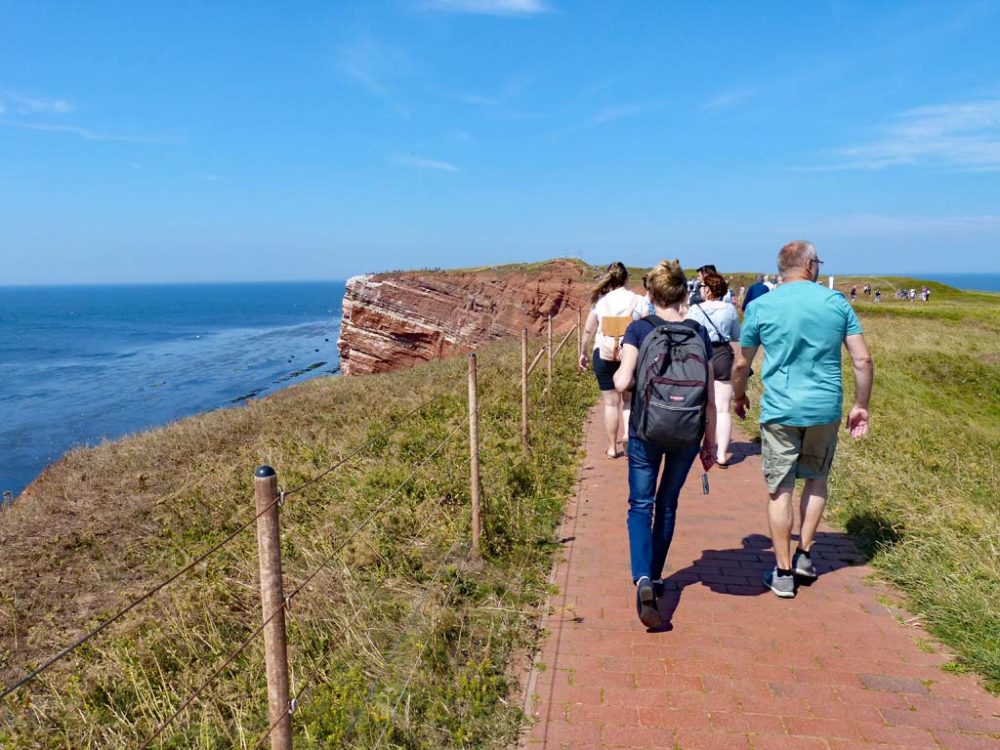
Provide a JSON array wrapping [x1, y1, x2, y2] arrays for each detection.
[[740, 281, 863, 426]]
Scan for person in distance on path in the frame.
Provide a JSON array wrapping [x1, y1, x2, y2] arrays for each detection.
[[579, 262, 645, 458], [732, 241, 873, 599], [685, 271, 740, 468], [687, 264, 717, 305], [741, 274, 770, 311]]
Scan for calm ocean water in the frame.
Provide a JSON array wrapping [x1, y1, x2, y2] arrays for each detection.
[[0, 282, 345, 498], [920, 273, 1000, 292]]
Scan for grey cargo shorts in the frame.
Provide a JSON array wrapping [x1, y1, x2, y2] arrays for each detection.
[[760, 420, 841, 494]]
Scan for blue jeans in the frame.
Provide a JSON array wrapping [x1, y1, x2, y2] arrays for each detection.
[[626, 438, 699, 583]]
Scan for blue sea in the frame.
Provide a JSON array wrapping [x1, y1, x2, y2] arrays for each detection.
[[920, 273, 1000, 292], [0, 282, 345, 498]]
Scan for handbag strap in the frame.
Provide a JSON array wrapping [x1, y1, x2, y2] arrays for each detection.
[[694, 303, 729, 343]]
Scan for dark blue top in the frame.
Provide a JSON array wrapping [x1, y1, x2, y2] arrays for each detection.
[[742, 281, 770, 311], [622, 317, 712, 438]]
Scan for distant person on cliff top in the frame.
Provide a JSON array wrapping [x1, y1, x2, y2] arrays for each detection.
[[614, 259, 716, 628], [875, 288, 882, 303], [732, 241, 873, 599], [640, 274, 656, 316], [579, 262, 645, 458], [742, 274, 770, 311]]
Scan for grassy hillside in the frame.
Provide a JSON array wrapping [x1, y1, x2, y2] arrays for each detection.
[[0, 338, 592, 749], [744, 280, 1000, 692]]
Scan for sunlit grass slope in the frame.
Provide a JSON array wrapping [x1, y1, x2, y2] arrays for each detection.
[[0, 339, 592, 749]]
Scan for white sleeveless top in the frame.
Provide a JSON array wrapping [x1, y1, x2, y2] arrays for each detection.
[[592, 287, 644, 352]]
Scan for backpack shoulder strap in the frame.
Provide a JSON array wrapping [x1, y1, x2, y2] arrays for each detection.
[[694, 303, 729, 342]]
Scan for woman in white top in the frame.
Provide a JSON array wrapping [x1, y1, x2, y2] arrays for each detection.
[[685, 271, 741, 467], [578, 262, 645, 458]]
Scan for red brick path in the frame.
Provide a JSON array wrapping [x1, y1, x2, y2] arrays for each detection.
[[522, 407, 1000, 750]]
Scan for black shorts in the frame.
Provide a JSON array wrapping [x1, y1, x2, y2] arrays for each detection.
[[592, 349, 621, 391]]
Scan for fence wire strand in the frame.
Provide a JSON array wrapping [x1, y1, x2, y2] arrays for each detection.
[[286, 421, 464, 600], [339, 532, 473, 749], [282, 385, 455, 497], [370, 541, 476, 750], [0, 494, 279, 702], [1, 382, 459, 703], [251, 495, 464, 749], [137, 601, 286, 750]]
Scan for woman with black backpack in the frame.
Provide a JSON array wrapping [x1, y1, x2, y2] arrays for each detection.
[[613, 259, 717, 629]]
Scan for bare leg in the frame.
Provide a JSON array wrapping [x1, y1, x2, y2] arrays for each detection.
[[768, 489, 795, 569], [620, 390, 631, 443], [713, 380, 733, 463], [798, 478, 828, 552], [600, 389, 620, 456]]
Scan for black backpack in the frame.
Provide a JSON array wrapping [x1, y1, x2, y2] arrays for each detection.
[[630, 316, 710, 449]]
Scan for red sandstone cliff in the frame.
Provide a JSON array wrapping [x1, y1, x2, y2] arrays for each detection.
[[338, 259, 600, 376]]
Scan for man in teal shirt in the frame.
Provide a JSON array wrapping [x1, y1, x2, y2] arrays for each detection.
[[732, 241, 874, 599]]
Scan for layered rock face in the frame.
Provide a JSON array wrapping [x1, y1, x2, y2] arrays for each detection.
[[338, 259, 600, 376]]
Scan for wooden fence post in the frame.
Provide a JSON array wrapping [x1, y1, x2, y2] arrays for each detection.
[[467, 353, 481, 554], [552, 325, 578, 361], [521, 328, 529, 450], [577, 308, 584, 367], [546, 315, 553, 388], [254, 466, 292, 750]]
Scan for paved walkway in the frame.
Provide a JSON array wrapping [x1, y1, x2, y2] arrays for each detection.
[[523, 407, 1000, 750]]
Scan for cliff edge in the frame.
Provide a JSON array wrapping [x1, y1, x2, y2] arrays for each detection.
[[337, 258, 598, 375]]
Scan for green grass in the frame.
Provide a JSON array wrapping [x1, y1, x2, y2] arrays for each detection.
[[0, 338, 593, 748]]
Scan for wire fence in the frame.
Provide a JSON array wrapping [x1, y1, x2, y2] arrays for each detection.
[[1, 315, 580, 749], [0, 387, 453, 704]]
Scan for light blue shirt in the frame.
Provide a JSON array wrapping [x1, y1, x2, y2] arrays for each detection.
[[740, 282, 863, 426], [686, 300, 741, 343]]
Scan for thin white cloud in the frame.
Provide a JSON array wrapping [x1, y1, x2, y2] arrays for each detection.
[[393, 155, 460, 172], [336, 36, 412, 96], [419, 0, 550, 16], [491, 110, 549, 121], [0, 120, 176, 144], [1, 90, 74, 115], [335, 35, 414, 118], [581, 78, 617, 97], [195, 173, 224, 182], [817, 99, 1000, 172], [459, 93, 500, 106], [701, 88, 754, 112], [552, 102, 650, 138]]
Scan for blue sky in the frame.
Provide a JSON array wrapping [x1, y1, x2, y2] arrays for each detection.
[[2, 0, 999, 284]]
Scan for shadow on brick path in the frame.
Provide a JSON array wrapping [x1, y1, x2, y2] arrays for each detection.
[[522, 406, 1000, 750]]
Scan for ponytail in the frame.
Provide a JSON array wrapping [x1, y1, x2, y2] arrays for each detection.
[[590, 261, 630, 305]]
